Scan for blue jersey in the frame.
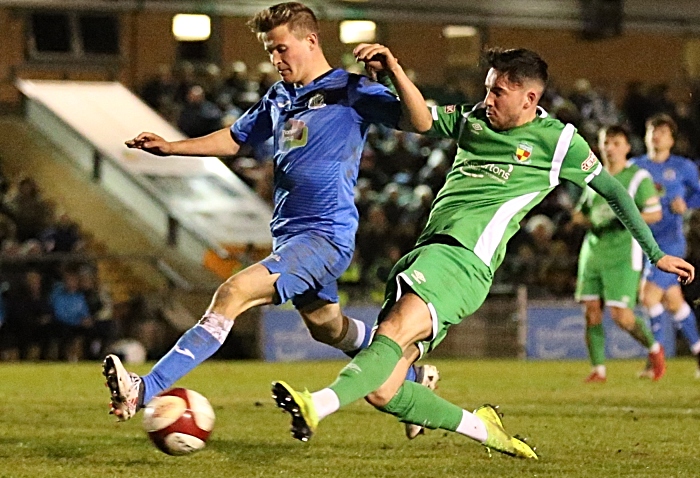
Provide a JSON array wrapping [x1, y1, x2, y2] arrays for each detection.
[[632, 154, 700, 256], [232, 69, 401, 248]]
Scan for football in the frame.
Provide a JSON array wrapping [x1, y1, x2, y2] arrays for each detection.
[[142, 388, 215, 456]]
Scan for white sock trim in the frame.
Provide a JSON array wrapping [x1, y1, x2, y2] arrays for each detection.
[[691, 341, 700, 355], [312, 388, 340, 421], [673, 302, 692, 321], [198, 312, 234, 344], [456, 409, 488, 442], [647, 303, 664, 318]]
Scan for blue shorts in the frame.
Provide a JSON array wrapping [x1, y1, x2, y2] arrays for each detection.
[[645, 262, 680, 290], [260, 233, 353, 309]]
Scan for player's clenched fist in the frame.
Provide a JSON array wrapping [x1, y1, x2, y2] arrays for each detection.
[[353, 43, 400, 80], [125, 132, 172, 157]]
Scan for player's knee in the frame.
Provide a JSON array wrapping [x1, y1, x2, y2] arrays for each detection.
[[365, 387, 394, 408], [212, 278, 249, 316], [584, 306, 603, 326]]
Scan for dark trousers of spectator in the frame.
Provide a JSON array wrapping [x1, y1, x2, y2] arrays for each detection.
[[0, 323, 53, 360], [86, 320, 118, 360], [53, 322, 90, 361]]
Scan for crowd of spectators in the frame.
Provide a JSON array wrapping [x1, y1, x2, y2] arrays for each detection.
[[138, 59, 700, 300], [0, 175, 117, 361], [2, 58, 699, 361]]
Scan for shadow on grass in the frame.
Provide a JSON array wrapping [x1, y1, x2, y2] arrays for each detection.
[[208, 439, 300, 464]]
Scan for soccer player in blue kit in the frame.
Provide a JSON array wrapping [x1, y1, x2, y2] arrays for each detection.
[[633, 113, 700, 378], [103, 2, 438, 433]]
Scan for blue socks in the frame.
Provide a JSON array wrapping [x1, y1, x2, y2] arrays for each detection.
[[674, 303, 700, 352], [647, 305, 666, 345], [141, 325, 222, 404]]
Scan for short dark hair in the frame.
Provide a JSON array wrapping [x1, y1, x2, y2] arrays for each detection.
[[646, 113, 677, 140], [247, 2, 320, 40], [484, 48, 548, 88], [600, 124, 631, 143]]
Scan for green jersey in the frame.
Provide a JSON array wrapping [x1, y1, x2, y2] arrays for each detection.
[[577, 163, 660, 269], [419, 104, 601, 271]]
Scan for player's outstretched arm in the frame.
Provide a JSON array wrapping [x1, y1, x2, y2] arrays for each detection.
[[589, 170, 664, 262], [125, 127, 240, 158], [590, 170, 694, 284], [353, 43, 432, 133]]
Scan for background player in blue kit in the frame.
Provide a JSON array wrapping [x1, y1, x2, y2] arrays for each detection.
[[633, 113, 700, 378], [102, 2, 439, 429]]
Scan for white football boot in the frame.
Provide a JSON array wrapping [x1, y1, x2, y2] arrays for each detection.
[[103, 354, 143, 421]]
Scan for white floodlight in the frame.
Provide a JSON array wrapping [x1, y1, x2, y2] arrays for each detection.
[[442, 25, 478, 38], [340, 20, 376, 44], [172, 14, 211, 42]]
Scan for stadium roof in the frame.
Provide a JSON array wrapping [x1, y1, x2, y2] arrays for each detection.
[[2, 0, 700, 32]]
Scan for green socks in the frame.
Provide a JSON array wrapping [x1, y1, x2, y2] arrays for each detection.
[[329, 335, 403, 407], [586, 324, 606, 366], [628, 316, 656, 349], [379, 380, 463, 431]]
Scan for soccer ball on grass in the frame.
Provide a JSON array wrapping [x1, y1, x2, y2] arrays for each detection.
[[142, 388, 215, 456]]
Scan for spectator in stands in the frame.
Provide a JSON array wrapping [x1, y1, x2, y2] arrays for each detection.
[[79, 265, 115, 360], [358, 146, 389, 192], [381, 182, 406, 225], [41, 211, 84, 254], [173, 61, 196, 105], [50, 264, 92, 361], [401, 184, 434, 236], [2, 269, 52, 360], [222, 61, 249, 104], [622, 81, 652, 139], [141, 63, 177, 116], [202, 63, 225, 103], [4, 177, 49, 243], [356, 204, 391, 285], [177, 85, 223, 138]]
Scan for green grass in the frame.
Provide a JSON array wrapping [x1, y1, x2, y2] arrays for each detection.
[[0, 358, 698, 478]]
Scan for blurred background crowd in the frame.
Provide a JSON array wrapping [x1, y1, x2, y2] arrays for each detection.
[[137, 58, 700, 298], [1, 55, 699, 361]]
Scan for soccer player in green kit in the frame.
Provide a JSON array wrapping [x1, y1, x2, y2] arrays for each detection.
[[574, 125, 664, 383], [271, 46, 695, 459]]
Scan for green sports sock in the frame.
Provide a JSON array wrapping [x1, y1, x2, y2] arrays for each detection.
[[628, 316, 655, 349], [586, 324, 606, 366], [329, 334, 403, 407], [379, 380, 463, 431]]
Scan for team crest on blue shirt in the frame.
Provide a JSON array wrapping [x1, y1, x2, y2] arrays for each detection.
[[513, 142, 533, 163], [308, 93, 326, 109], [281, 119, 308, 152], [663, 168, 676, 181]]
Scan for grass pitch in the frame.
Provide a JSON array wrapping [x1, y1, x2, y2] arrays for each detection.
[[0, 358, 698, 478]]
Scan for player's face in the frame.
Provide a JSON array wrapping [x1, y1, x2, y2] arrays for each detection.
[[599, 132, 630, 167], [262, 25, 314, 85], [645, 124, 674, 154], [483, 68, 532, 130]]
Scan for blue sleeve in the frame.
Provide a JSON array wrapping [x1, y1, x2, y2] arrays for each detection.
[[231, 96, 273, 146], [682, 160, 700, 208], [349, 75, 401, 128]]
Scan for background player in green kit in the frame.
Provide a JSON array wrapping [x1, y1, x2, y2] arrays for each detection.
[[271, 46, 695, 459], [574, 125, 664, 383]]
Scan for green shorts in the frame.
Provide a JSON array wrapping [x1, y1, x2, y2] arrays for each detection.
[[378, 239, 493, 355], [575, 255, 642, 309]]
